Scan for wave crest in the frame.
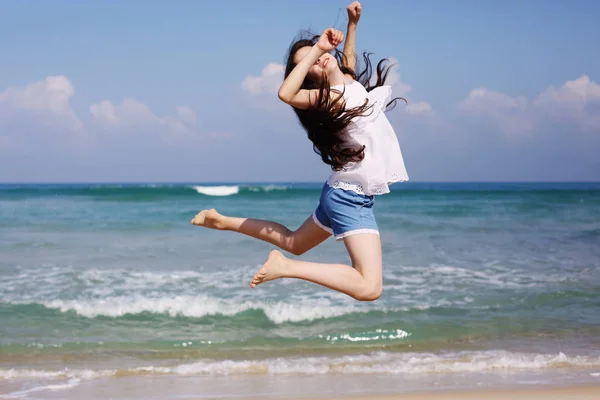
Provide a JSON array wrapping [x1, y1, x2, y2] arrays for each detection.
[[2, 351, 599, 379], [41, 295, 364, 323], [191, 185, 239, 196]]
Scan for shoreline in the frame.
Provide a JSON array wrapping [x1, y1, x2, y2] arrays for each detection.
[[249, 385, 600, 400], [3, 377, 600, 400]]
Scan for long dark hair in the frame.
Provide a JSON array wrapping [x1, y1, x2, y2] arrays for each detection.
[[284, 33, 406, 171]]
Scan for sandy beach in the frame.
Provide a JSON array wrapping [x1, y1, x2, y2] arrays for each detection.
[[267, 385, 600, 400]]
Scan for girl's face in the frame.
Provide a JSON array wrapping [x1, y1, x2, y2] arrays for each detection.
[[293, 46, 337, 82]]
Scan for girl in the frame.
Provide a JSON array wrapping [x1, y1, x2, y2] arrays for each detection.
[[191, 1, 408, 301]]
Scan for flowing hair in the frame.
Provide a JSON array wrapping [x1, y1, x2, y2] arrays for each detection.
[[284, 33, 406, 171]]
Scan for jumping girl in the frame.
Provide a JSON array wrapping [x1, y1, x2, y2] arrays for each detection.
[[192, 1, 409, 301]]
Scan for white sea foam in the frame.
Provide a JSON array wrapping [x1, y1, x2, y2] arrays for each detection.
[[2, 255, 571, 309], [191, 185, 239, 196], [1, 266, 249, 301], [2, 379, 81, 399], [0, 368, 113, 380], [248, 185, 288, 192], [1, 257, 587, 326], [42, 295, 364, 323], [6, 262, 544, 323], [318, 329, 410, 343], [2, 351, 599, 380], [385, 262, 562, 291], [141, 350, 600, 375]]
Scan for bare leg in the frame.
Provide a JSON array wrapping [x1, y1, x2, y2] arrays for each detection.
[[250, 233, 383, 301], [191, 208, 331, 256]]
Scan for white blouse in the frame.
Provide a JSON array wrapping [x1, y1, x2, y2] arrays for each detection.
[[326, 80, 409, 196]]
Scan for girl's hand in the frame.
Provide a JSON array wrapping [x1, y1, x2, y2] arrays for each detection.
[[347, 1, 362, 24], [316, 28, 344, 53]]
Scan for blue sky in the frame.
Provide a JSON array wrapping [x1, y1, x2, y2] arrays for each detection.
[[1, 0, 599, 182]]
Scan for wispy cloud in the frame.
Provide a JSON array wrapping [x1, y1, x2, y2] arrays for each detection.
[[0, 75, 84, 134], [90, 99, 198, 140], [459, 75, 600, 135], [241, 63, 285, 95], [0, 75, 205, 152], [534, 75, 600, 131]]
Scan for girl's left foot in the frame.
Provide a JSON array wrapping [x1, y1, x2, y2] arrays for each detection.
[[191, 208, 227, 230], [250, 250, 287, 288]]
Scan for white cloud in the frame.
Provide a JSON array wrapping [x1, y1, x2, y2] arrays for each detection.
[[406, 101, 433, 116], [533, 75, 600, 130], [378, 58, 433, 118], [458, 88, 531, 135], [89, 98, 197, 138], [459, 75, 600, 135], [0, 75, 204, 153], [89, 100, 119, 124], [535, 75, 600, 107], [241, 63, 285, 95], [460, 88, 527, 113], [380, 58, 413, 98], [0, 75, 83, 132], [176, 105, 196, 124]]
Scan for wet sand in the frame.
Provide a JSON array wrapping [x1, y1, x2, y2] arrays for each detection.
[[268, 385, 600, 400]]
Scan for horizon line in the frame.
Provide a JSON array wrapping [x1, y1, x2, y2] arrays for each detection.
[[1, 180, 599, 185]]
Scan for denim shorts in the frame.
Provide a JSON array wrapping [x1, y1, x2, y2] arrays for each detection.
[[312, 182, 379, 241]]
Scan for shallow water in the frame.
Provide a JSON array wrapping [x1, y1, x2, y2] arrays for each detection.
[[1, 182, 599, 398]]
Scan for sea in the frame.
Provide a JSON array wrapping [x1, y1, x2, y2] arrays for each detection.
[[1, 181, 599, 399]]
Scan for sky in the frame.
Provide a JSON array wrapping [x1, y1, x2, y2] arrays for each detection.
[[1, 0, 599, 183]]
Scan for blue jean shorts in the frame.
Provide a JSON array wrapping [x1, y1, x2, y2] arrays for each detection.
[[312, 182, 379, 241]]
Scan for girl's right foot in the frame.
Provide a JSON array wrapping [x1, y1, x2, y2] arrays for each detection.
[[191, 208, 227, 230], [250, 250, 287, 288]]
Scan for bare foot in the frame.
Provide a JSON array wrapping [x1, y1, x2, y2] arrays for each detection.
[[250, 250, 288, 288], [190, 208, 227, 230]]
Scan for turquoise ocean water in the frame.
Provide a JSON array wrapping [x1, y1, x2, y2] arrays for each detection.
[[1, 182, 599, 399]]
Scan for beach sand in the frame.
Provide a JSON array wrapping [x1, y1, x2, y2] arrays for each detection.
[[257, 385, 600, 400]]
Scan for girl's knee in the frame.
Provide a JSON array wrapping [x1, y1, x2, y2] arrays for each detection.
[[288, 228, 326, 256], [286, 233, 306, 256], [289, 245, 307, 256], [354, 281, 382, 302]]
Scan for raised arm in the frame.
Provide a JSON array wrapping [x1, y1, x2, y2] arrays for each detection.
[[342, 1, 362, 72], [278, 28, 344, 109]]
